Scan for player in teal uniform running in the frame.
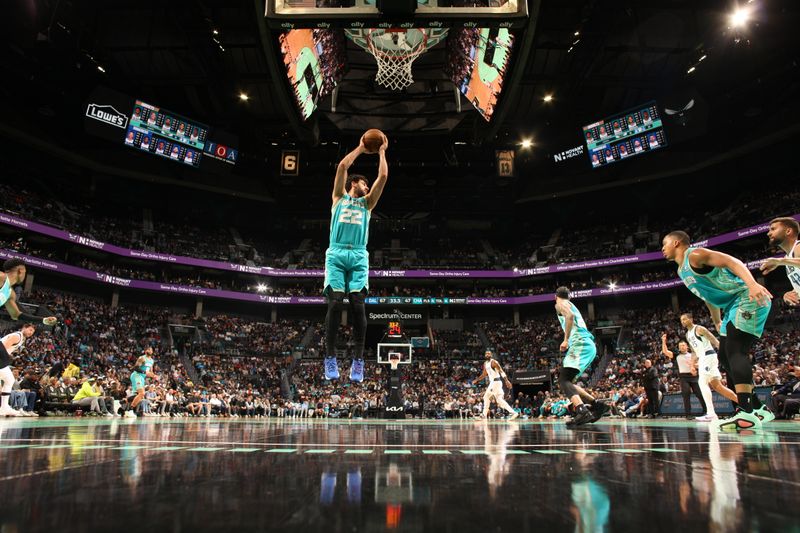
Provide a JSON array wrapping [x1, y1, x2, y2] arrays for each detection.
[[323, 132, 389, 380], [124, 346, 158, 418], [662, 231, 773, 431], [555, 287, 606, 427]]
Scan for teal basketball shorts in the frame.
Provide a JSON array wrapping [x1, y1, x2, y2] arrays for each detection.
[[324, 245, 369, 295], [562, 336, 597, 377], [130, 371, 146, 393], [720, 296, 771, 338]]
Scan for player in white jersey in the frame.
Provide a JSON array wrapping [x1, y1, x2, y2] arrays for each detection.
[[761, 217, 800, 305], [666, 314, 738, 422], [472, 350, 519, 420], [0, 323, 37, 417]]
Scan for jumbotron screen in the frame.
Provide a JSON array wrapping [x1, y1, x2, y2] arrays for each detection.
[[279, 29, 345, 120], [583, 102, 667, 168], [446, 28, 514, 122], [124, 100, 208, 167]]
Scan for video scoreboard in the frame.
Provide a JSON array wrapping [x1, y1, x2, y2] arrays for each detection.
[[124, 100, 209, 167], [583, 101, 667, 168]]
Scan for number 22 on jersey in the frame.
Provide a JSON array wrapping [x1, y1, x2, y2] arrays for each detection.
[[338, 208, 364, 225]]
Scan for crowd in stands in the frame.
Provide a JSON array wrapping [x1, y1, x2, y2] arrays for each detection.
[[1, 278, 799, 420]]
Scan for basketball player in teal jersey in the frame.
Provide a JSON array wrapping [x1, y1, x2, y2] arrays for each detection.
[[123, 346, 158, 418], [0, 259, 57, 326], [323, 133, 388, 380], [662, 231, 773, 431], [555, 287, 606, 427]]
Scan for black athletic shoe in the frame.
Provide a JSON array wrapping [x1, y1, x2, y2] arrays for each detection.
[[589, 401, 610, 423], [566, 406, 594, 428]]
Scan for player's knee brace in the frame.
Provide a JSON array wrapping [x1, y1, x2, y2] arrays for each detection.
[[325, 292, 345, 355], [725, 326, 757, 387], [348, 291, 367, 357], [559, 368, 579, 398]]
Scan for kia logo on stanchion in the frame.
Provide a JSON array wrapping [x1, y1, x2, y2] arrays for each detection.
[[86, 103, 128, 129]]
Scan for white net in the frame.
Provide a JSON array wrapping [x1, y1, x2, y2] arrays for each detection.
[[367, 29, 428, 91]]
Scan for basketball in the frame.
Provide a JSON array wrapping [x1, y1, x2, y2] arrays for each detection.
[[362, 128, 385, 153]]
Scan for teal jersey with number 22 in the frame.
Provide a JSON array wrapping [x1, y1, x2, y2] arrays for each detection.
[[329, 193, 370, 249]]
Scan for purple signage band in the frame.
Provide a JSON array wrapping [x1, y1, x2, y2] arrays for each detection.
[[1, 210, 793, 279], [0, 249, 768, 306]]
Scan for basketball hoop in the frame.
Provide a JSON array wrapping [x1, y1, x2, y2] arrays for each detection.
[[388, 352, 402, 371], [366, 29, 427, 91], [345, 28, 448, 91]]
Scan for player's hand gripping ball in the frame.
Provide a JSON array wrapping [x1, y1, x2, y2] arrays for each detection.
[[362, 129, 387, 153]]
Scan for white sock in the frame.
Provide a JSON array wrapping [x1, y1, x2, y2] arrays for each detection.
[[0, 395, 8, 409], [699, 377, 716, 417]]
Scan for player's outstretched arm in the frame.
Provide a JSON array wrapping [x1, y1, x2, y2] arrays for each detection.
[[761, 256, 800, 275], [555, 301, 573, 352], [3, 290, 57, 325], [689, 248, 772, 305], [366, 134, 389, 211], [333, 137, 367, 204], [493, 360, 512, 388], [703, 302, 722, 332], [696, 325, 720, 350], [660, 334, 674, 359]]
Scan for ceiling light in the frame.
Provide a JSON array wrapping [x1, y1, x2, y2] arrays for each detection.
[[574, 31, 580, 36], [543, 94, 553, 103], [256, 284, 267, 293], [730, 7, 750, 28], [239, 92, 249, 101], [687, 66, 696, 74], [520, 139, 533, 149], [97, 65, 106, 73], [699, 54, 707, 62], [212, 29, 219, 35], [608, 282, 617, 290]]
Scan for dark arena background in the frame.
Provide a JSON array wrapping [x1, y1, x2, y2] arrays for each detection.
[[2, 1, 800, 532]]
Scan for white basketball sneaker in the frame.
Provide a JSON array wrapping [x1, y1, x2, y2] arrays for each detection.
[[0, 406, 21, 417], [695, 414, 718, 422]]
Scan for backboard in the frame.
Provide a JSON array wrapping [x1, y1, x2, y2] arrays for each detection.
[[265, 0, 528, 29], [377, 343, 413, 365]]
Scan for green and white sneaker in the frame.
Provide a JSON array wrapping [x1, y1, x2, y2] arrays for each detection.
[[753, 405, 775, 424], [714, 410, 762, 432]]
